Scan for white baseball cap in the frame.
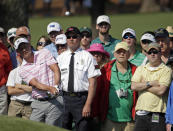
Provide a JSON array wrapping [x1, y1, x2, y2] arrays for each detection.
[[47, 22, 62, 34], [55, 34, 67, 45], [122, 28, 136, 38], [7, 28, 17, 39], [140, 33, 156, 42], [0, 27, 5, 33], [14, 37, 29, 50], [96, 15, 110, 25]]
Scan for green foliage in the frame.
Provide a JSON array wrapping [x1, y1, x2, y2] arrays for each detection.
[[0, 115, 68, 131]]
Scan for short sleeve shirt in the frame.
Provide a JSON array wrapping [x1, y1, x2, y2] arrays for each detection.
[[57, 48, 101, 92], [44, 43, 58, 59], [128, 51, 146, 66], [131, 63, 172, 113], [91, 36, 121, 59]]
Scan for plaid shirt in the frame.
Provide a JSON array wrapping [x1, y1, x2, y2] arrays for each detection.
[[19, 49, 57, 99]]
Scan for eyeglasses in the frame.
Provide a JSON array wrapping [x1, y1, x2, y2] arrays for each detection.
[[37, 42, 46, 46], [123, 35, 135, 39], [81, 33, 91, 38], [147, 50, 159, 55], [141, 40, 152, 44], [67, 35, 78, 39], [98, 22, 109, 27]]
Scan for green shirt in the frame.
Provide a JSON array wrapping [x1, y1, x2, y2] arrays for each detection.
[[91, 36, 121, 59], [107, 62, 133, 122], [128, 50, 146, 66]]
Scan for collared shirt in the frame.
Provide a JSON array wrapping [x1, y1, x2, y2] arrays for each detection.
[[19, 49, 57, 99], [44, 42, 58, 58], [0, 43, 12, 87], [128, 50, 146, 66], [107, 62, 133, 122], [131, 63, 172, 113], [6, 67, 33, 102], [57, 48, 101, 92], [91, 35, 121, 59]]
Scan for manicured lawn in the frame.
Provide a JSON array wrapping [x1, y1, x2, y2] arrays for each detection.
[[29, 12, 173, 47], [0, 115, 68, 131]]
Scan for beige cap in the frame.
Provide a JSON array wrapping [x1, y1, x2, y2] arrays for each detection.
[[166, 26, 173, 37], [114, 42, 129, 52], [146, 42, 161, 52], [16, 26, 30, 36]]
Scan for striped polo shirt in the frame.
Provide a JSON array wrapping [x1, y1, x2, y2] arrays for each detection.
[[128, 50, 146, 66], [19, 49, 57, 99]]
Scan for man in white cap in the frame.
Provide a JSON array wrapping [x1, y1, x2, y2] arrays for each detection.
[[45, 22, 63, 58], [7, 28, 19, 69], [122, 28, 145, 66], [0, 26, 12, 115], [91, 15, 121, 59], [55, 34, 67, 56], [14, 36, 63, 127]]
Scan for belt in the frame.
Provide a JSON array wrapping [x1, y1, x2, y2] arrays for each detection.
[[34, 97, 56, 101], [148, 112, 165, 117], [15, 99, 32, 105], [63, 91, 88, 97]]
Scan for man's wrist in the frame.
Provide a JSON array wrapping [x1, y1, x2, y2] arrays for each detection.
[[146, 81, 152, 88]]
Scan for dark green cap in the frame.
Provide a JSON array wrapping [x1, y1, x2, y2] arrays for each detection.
[[80, 27, 92, 35]]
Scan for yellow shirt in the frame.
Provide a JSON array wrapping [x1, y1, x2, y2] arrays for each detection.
[[131, 63, 172, 113]]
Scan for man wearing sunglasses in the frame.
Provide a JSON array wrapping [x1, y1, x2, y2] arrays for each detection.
[[122, 28, 145, 66], [45, 22, 63, 58], [91, 15, 121, 59], [131, 43, 172, 131], [80, 26, 92, 50], [57, 26, 101, 131]]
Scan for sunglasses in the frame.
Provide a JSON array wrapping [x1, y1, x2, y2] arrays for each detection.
[[81, 33, 91, 38], [141, 40, 152, 44], [147, 49, 159, 55], [37, 42, 46, 46], [98, 22, 109, 27], [67, 35, 78, 39], [123, 35, 135, 39], [8, 32, 16, 36], [56, 44, 67, 49]]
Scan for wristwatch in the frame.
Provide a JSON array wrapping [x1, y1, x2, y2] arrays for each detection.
[[146, 81, 152, 88]]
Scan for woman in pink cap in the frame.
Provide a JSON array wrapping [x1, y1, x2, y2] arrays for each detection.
[[87, 43, 110, 68], [87, 43, 110, 131]]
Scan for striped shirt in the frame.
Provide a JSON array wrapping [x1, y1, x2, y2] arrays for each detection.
[[19, 49, 57, 99], [128, 50, 146, 66]]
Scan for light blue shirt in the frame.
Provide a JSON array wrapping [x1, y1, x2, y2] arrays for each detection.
[[44, 43, 58, 58]]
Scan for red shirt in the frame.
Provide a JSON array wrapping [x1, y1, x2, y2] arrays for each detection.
[[0, 42, 12, 87]]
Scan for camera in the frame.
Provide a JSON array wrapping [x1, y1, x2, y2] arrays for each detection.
[[116, 88, 128, 98]]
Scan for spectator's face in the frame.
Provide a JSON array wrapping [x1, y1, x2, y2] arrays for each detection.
[[123, 33, 136, 48], [81, 32, 92, 48], [97, 22, 110, 35], [56, 44, 67, 55], [0, 32, 6, 44], [49, 31, 61, 43], [114, 49, 129, 63], [36, 37, 46, 51], [156, 37, 169, 54], [19, 43, 32, 60], [140, 39, 152, 52], [90, 51, 103, 64], [147, 48, 161, 65], [66, 32, 81, 51]]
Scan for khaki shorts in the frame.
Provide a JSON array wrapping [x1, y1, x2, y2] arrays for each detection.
[[101, 119, 135, 131], [8, 100, 32, 119]]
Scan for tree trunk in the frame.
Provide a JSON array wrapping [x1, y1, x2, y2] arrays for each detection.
[[0, 0, 29, 32], [90, 0, 105, 39], [139, 0, 160, 13]]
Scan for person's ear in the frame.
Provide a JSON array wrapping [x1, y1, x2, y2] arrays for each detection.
[[96, 25, 99, 30]]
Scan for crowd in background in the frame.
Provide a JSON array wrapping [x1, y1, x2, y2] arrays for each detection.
[[1, 14, 173, 131]]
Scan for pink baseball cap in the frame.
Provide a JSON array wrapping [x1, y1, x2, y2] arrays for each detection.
[[87, 43, 110, 58]]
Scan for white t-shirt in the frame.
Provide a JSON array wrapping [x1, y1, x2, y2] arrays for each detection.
[[6, 67, 33, 102]]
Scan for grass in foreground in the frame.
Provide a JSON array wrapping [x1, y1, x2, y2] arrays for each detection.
[[0, 115, 68, 131]]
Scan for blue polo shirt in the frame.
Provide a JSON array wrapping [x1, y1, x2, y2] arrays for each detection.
[[44, 43, 58, 58], [91, 35, 121, 59]]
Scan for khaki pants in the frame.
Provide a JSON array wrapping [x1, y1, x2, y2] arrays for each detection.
[[101, 119, 135, 131], [8, 100, 32, 119]]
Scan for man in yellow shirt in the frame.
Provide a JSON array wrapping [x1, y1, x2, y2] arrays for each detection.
[[131, 42, 172, 131]]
